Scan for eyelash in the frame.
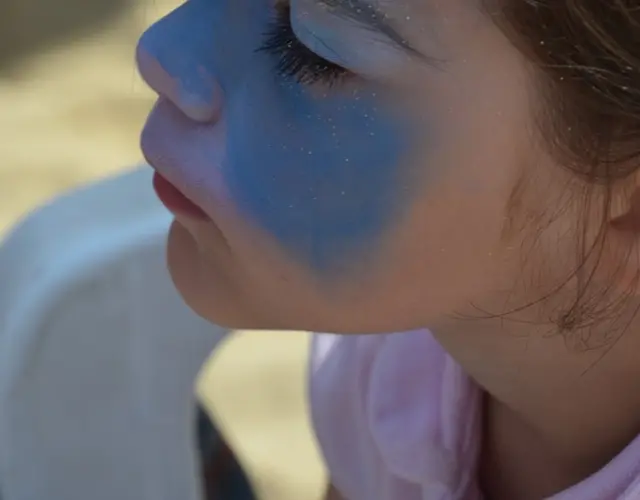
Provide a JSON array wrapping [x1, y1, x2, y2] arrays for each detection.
[[257, 4, 352, 87]]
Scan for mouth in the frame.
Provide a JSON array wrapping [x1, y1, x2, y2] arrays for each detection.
[[152, 171, 210, 220], [141, 97, 214, 221]]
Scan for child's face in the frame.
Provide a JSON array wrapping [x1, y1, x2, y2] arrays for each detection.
[[138, 0, 561, 332]]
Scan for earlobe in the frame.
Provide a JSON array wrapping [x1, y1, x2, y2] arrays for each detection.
[[600, 187, 640, 296]]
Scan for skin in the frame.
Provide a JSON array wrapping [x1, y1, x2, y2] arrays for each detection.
[[137, 0, 640, 498], [138, 0, 419, 273]]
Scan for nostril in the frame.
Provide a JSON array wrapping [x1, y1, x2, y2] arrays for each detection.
[[136, 43, 222, 123]]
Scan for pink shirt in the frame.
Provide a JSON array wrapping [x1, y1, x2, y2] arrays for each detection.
[[309, 329, 640, 500]]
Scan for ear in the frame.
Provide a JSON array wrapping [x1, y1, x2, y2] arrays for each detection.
[[604, 185, 640, 295], [610, 189, 640, 233]]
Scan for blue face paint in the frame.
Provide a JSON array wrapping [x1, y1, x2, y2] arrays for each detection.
[[138, 0, 420, 271]]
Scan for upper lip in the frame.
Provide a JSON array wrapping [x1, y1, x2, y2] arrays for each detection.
[[140, 139, 161, 175], [140, 97, 223, 217], [141, 123, 209, 218], [140, 101, 171, 179], [140, 124, 184, 199]]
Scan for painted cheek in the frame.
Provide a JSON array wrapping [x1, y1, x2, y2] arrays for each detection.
[[223, 76, 415, 271], [138, 1, 418, 272]]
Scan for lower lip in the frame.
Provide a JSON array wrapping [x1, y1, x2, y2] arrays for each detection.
[[152, 172, 209, 220]]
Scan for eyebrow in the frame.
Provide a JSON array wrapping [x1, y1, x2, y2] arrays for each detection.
[[313, 0, 428, 60]]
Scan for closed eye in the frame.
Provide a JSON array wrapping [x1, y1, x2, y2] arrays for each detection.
[[257, 3, 354, 87]]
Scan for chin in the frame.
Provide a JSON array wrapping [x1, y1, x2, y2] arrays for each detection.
[[165, 220, 285, 330], [164, 221, 416, 335]]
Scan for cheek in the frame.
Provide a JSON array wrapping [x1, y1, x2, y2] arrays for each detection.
[[139, 0, 427, 273], [222, 82, 420, 271]]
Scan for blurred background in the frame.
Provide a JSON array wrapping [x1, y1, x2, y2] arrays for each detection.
[[0, 0, 325, 498]]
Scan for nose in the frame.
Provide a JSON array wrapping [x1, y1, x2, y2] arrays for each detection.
[[136, 13, 222, 123]]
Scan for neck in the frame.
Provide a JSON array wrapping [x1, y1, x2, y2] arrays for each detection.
[[432, 307, 640, 499]]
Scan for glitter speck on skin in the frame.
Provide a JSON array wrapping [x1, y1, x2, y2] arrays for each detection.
[[138, 0, 419, 271]]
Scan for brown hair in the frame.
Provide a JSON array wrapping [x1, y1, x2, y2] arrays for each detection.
[[494, 1, 640, 179], [489, 1, 640, 338]]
